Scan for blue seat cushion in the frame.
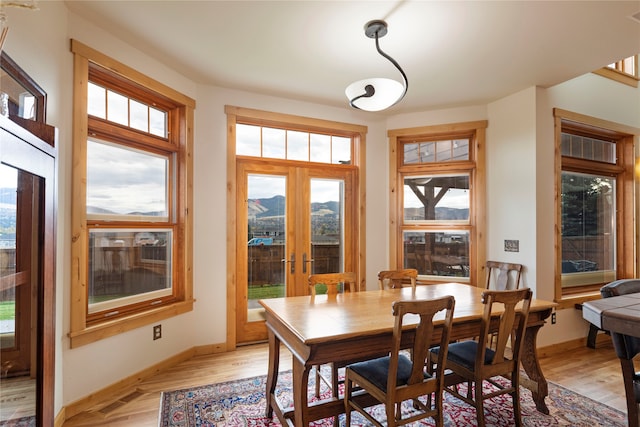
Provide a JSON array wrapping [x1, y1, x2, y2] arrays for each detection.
[[348, 354, 429, 391], [432, 341, 495, 371]]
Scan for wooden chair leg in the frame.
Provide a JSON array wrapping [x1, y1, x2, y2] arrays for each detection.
[[512, 389, 522, 426], [314, 365, 321, 398], [475, 389, 486, 427]]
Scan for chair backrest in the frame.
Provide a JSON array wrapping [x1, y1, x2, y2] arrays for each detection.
[[377, 269, 418, 290], [388, 296, 455, 391], [485, 261, 523, 290], [600, 279, 640, 360], [476, 288, 532, 370], [308, 272, 357, 296]]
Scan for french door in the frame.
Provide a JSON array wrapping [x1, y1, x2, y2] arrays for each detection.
[[236, 159, 357, 343]]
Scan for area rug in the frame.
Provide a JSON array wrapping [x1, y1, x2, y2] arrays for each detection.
[[158, 369, 626, 426], [0, 416, 35, 427]]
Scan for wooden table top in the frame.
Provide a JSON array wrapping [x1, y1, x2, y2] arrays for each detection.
[[260, 282, 556, 345], [583, 292, 640, 338]]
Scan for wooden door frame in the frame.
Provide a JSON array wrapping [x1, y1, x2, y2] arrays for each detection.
[[225, 105, 367, 349], [0, 116, 56, 426]]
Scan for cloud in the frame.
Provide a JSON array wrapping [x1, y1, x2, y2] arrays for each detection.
[[87, 139, 167, 214]]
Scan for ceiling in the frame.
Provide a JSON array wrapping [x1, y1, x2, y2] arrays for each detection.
[[64, 1, 640, 116]]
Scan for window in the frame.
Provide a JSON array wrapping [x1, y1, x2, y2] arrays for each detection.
[[554, 109, 637, 303], [593, 54, 639, 88], [70, 40, 195, 347], [236, 123, 351, 164], [388, 121, 487, 286]]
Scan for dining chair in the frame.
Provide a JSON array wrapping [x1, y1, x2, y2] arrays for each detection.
[[429, 287, 532, 427], [309, 271, 357, 296], [485, 261, 523, 290], [484, 261, 524, 349], [600, 279, 640, 427], [377, 269, 418, 290], [344, 296, 456, 427], [307, 272, 357, 402]]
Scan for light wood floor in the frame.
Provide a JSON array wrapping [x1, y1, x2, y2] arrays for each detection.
[[61, 339, 628, 426]]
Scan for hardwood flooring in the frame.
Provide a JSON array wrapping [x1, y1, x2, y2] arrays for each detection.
[[0, 376, 35, 422], [61, 339, 628, 426]]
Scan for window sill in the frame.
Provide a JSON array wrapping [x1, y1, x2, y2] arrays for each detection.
[[68, 299, 194, 348], [554, 293, 602, 310]]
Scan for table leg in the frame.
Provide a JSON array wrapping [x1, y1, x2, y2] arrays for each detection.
[[292, 357, 311, 427], [265, 329, 280, 418], [619, 358, 639, 427], [520, 323, 549, 414]]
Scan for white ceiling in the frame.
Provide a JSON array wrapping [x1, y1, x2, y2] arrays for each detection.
[[65, 1, 640, 116]]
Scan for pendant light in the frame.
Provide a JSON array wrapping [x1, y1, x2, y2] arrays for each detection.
[[345, 19, 408, 111]]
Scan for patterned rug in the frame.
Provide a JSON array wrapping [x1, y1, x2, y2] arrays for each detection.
[[0, 417, 35, 427], [158, 369, 626, 426]]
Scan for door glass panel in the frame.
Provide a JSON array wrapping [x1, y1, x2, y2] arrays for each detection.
[[247, 174, 286, 322], [561, 171, 616, 287], [0, 163, 38, 424], [0, 164, 17, 349], [310, 179, 344, 275]]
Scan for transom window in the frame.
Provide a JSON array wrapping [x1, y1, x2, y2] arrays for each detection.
[[87, 81, 168, 137], [403, 138, 470, 164], [236, 123, 351, 164], [561, 132, 616, 163]]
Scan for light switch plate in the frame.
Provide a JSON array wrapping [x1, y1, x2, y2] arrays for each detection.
[[504, 240, 519, 252]]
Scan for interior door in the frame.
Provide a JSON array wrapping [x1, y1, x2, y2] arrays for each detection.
[[236, 159, 354, 344]]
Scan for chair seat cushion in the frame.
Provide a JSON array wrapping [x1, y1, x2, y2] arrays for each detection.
[[432, 341, 495, 370], [348, 354, 428, 391]]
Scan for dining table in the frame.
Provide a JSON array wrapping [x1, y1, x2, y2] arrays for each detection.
[[260, 282, 556, 427]]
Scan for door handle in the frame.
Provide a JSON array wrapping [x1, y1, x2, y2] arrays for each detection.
[[281, 253, 295, 274], [302, 252, 314, 274]]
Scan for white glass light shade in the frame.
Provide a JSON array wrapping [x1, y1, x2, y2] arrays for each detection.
[[345, 78, 405, 112]]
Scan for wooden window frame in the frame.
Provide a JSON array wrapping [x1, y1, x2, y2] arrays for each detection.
[[553, 108, 638, 308], [69, 40, 195, 347], [388, 121, 487, 287], [593, 54, 639, 88]]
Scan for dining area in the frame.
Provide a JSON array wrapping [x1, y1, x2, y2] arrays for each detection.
[[260, 269, 556, 427]]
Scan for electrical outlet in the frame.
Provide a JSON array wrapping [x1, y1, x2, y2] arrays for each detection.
[[153, 324, 162, 340], [551, 312, 556, 324]]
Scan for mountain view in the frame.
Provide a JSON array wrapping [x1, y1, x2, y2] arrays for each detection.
[[0, 188, 16, 247], [248, 195, 468, 220], [248, 195, 339, 219]]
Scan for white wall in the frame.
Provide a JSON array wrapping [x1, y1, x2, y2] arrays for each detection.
[[486, 87, 538, 289]]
